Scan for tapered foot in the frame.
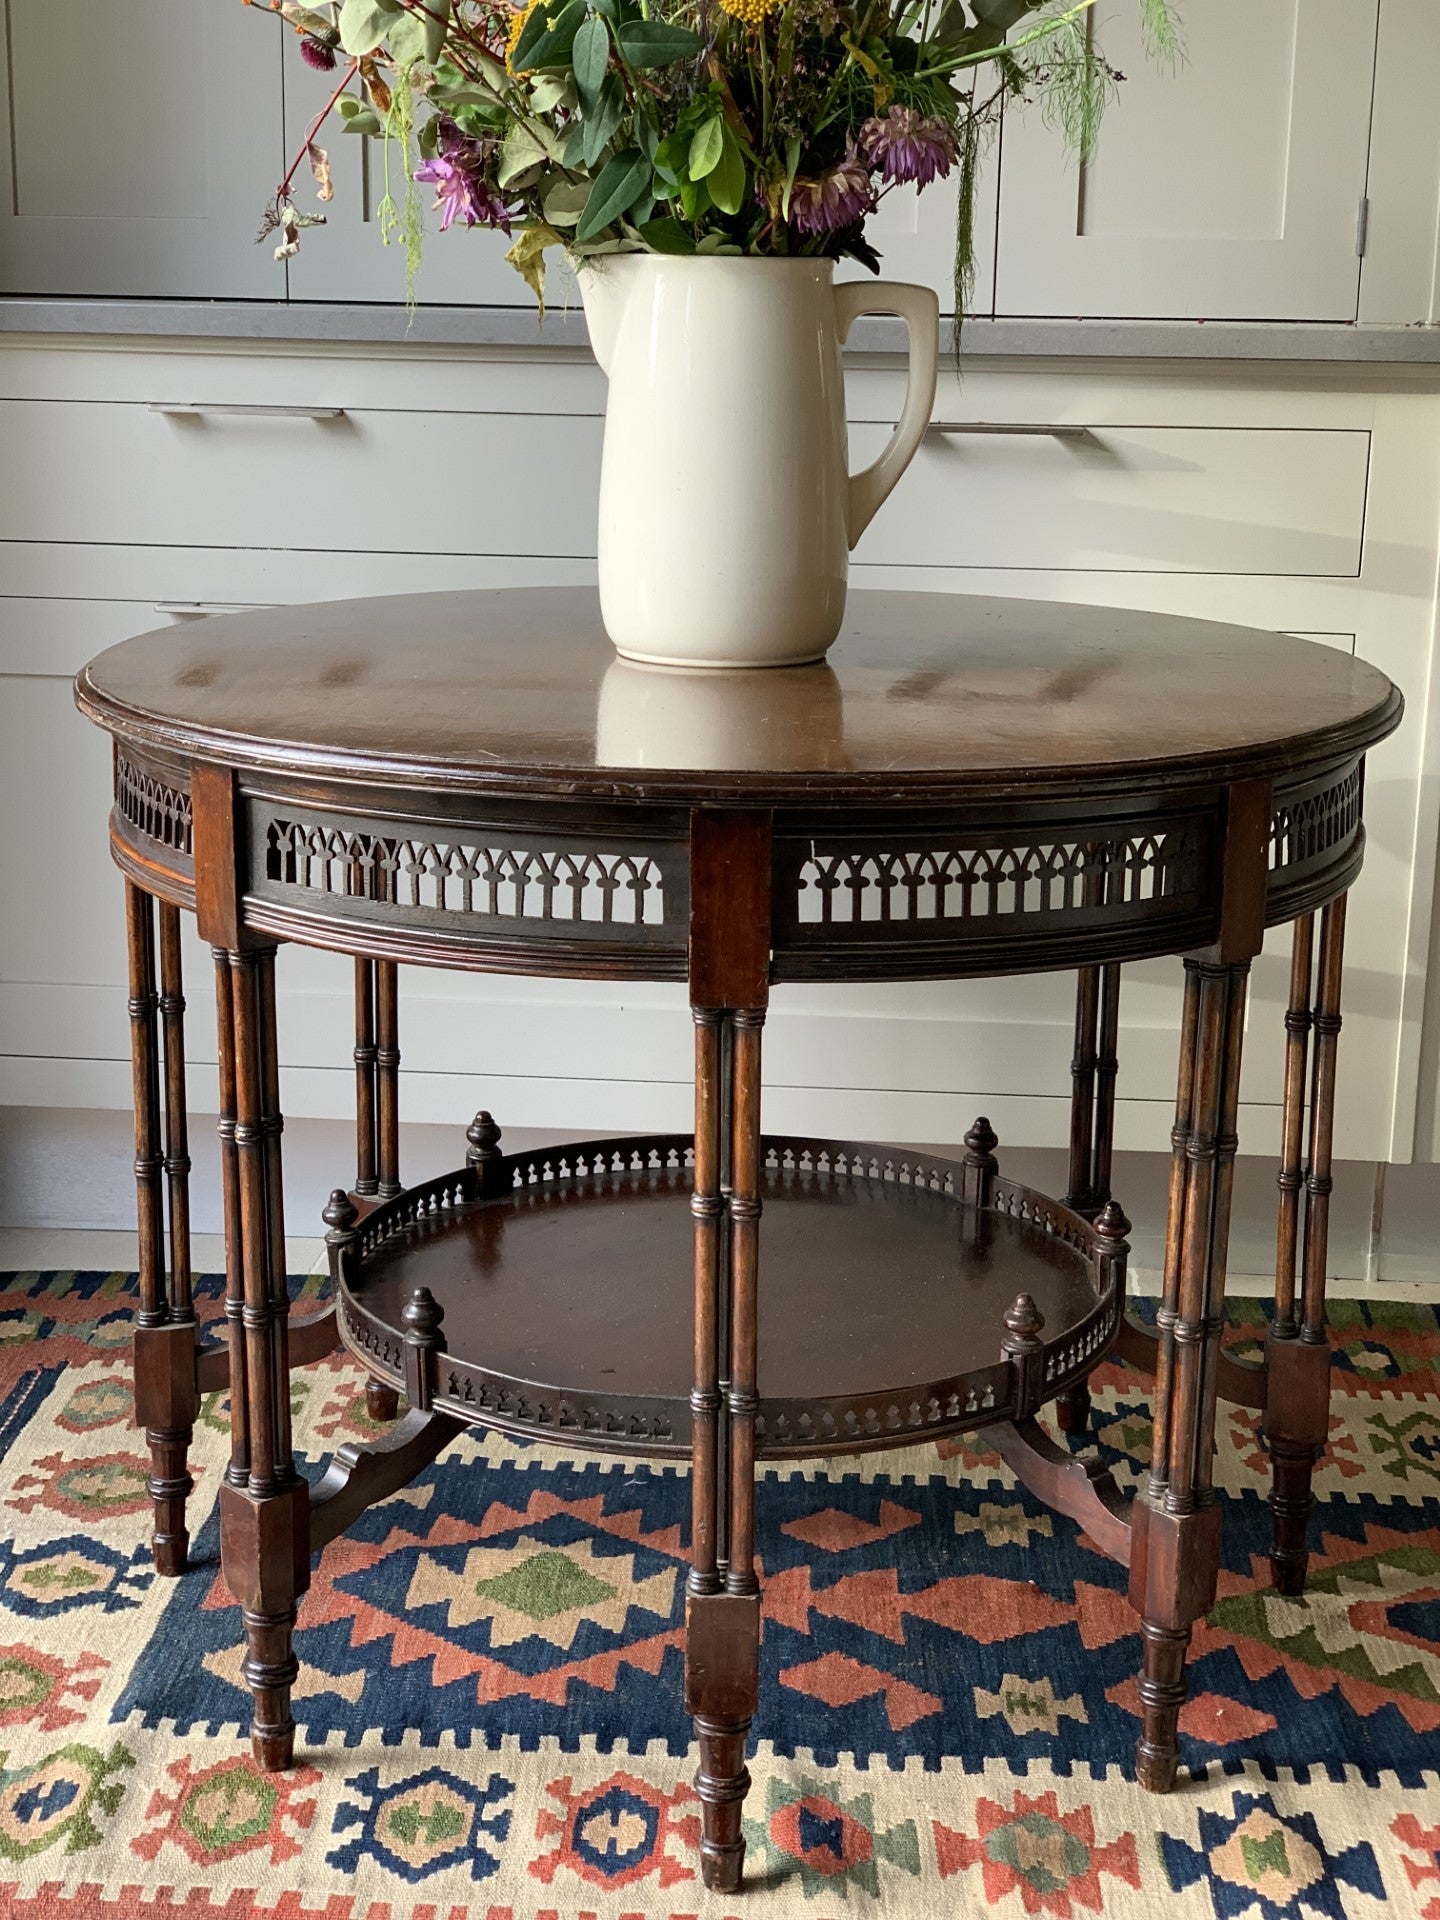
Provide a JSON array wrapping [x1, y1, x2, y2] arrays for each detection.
[[148, 1428, 193, 1576], [695, 1714, 751, 1892], [1054, 1381, 1092, 1435], [242, 1606, 299, 1772], [1268, 1442, 1318, 1594], [365, 1379, 401, 1423], [1135, 1620, 1189, 1792]]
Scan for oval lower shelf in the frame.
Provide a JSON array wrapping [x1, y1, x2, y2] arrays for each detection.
[[335, 1134, 1124, 1458]]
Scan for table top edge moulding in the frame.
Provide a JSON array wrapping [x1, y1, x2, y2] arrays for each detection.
[[74, 587, 1403, 807], [77, 589, 1402, 985]]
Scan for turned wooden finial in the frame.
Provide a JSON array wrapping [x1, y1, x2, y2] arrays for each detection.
[[1095, 1199, 1131, 1244], [401, 1285, 446, 1413], [1002, 1291, 1045, 1350], [323, 1187, 358, 1235], [322, 1189, 359, 1285], [466, 1110, 505, 1193], [402, 1285, 445, 1341], [963, 1115, 1000, 1209]]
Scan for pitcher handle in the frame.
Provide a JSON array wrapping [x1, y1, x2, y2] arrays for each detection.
[[836, 279, 940, 549]]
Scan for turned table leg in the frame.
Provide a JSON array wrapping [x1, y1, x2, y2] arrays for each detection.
[[1131, 956, 1248, 1791], [1057, 960, 1122, 1434], [1266, 898, 1346, 1593], [126, 881, 200, 1576], [686, 810, 770, 1894], [688, 1007, 765, 1895], [217, 944, 309, 1772], [353, 957, 401, 1423]]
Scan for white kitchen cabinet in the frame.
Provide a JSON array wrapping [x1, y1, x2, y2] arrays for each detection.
[[994, 0, 1379, 321], [3, 343, 1437, 1175], [0, 0, 286, 298]]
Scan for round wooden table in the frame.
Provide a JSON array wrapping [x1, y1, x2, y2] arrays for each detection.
[[76, 588, 1401, 1894]]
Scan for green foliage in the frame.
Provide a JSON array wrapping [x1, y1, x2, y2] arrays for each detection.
[[576, 147, 652, 240], [252, 0, 1184, 312]]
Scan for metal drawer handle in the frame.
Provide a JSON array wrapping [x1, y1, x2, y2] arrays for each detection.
[[148, 402, 346, 420], [153, 602, 271, 616], [927, 421, 1090, 439]]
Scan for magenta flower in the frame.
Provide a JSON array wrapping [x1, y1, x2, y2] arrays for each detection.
[[789, 141, 876, 236], [414, 120, 515, 233], [299, 35, 338, 70], [860, 107, 959, 188]]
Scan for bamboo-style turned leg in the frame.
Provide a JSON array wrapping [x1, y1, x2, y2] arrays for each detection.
[[126, 882, 200, 1576], [353, 957, 378, 1199], [1057, 962, 1122, 1434], [354, 960, 400, 1422], [217, 945, 309, 1773], [376, 960, 402, 1200], [688, 1007, 765, 1895], [1131, 958, 1248, 1792], [1265, 899, 1347, 1594]]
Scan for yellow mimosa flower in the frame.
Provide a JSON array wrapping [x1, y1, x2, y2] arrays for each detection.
[[718, 0, 786, 24]]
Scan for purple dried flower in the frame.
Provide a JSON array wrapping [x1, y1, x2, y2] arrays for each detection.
[[788, 141, 876, 236], [860, 107, 959, 188], [299, 35, 338, 70], [415, 119, 515, 233]]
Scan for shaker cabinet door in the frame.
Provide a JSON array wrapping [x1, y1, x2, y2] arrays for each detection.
[[280, 48, 577, 309], [993, 0, 1379, 321], [0, 0, 285, 298]]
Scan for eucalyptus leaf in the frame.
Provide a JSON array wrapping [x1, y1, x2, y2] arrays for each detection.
[[782, 131, 802, 215], [498, 124, 550, 186], [543, 177, 592, 227], [420, 0, 451, 61], [572, 14, 610, 110], [707, 122, 745, 215], [614, 19, 703, 67], [575, 147, 651, 241], [386, 13, 433, 67], [512, 0, 586, 70], [527, 73, 574, 112], [652, 127, 691, 185], [582, 72, 625, 167], [337, 0, 397, 56], [639, 215, 695, 254], [688, 115, 723, 181], [340, 107, 385, 135]]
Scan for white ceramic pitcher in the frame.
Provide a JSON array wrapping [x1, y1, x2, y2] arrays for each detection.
[[579, 256, 938, 669]]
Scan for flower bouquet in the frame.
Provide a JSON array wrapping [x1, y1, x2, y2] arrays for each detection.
[[247, 0, 1179, 667], [252, 0, 1178, 310]]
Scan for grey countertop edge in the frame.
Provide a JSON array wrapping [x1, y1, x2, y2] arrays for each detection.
[[4, 297, 1440, 362]]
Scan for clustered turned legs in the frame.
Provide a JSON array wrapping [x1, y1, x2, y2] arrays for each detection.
[[1056, 960, 1122, 1433], [687, 1005, 766, 1894], [125, 882, 198, 1577], [353, 955, 403, 1423], [216, 944, 308, 1771], [1264, 900, 1347, 1594], [1130, 957, 1249, 1789]]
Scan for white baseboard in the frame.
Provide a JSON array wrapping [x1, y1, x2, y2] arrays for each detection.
[[2, 1103, 1432, 1294]]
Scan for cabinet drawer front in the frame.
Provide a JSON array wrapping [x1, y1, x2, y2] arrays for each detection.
[[1, 555, 598, 674], [0, 401, 604, 555], [853, 425, 1369, 575]]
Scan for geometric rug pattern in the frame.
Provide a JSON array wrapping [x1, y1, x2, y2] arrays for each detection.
[[0, 1268, 1436, 1918]]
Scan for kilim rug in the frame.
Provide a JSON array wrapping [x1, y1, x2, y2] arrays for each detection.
[[0, 1269, 1436, 1920]]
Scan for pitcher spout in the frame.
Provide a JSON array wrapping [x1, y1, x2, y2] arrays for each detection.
[[577, 255, 641, 377]]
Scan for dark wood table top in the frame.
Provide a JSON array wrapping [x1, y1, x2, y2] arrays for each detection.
[[76, 587, 1402, 806]]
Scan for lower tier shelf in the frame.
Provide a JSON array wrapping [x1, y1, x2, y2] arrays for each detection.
[[334, 1133, 1125, 1459]]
